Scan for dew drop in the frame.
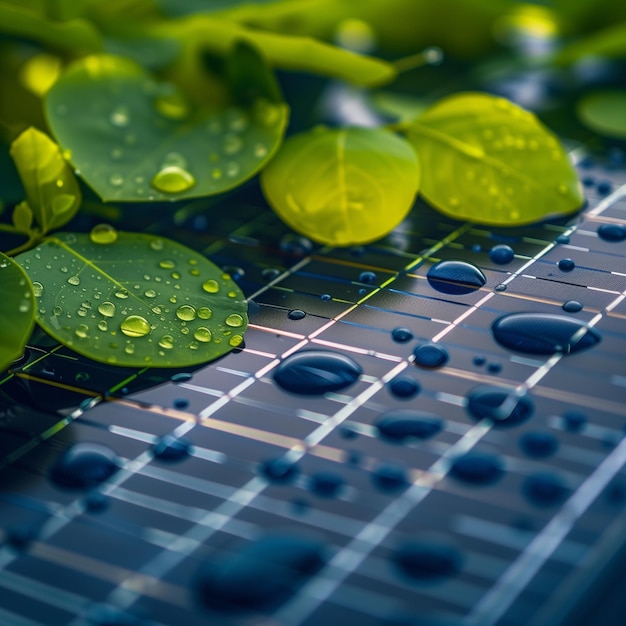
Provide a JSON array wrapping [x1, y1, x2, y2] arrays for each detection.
[[32, 281, 44, 297], [389, 375, 420, 399], [491, 312, 601, 355], [371, 463, 408, 493], [49, 443, 120, 489], [426, 260, 486, 294], [114, 289, 129, 299], [466, 385, 534, 427], [260, 457, 299, 484], [519, 431, 558, 458], [98, 320, 108, 332], [67, 276, 80, 286], [225, 313, 244, 328], [152, 434, 192, 461], [522, 472, 568, 506], [75, 324, 89, 339], [391, 327, 413, 343], [144, 289, 157, 298], [151, 165, 196, 194], [358, 271, 377, 284], [176, 304, 196, 321], [555, 234, 570, 244], [159, 335, 174, 349], [562, 300, 583, 313], [202, 279, 219, 293], [489, 244, 515, 265], [273, 350, 361, 395], [558, 258, 575, 272], [254, 143, 268, 158], [109, 173, 124, 187], [124, 343, 135, 355], [449, 451, 504, 485], [412, 342, 449, 368], [120, 315, 151, 338], [229, 334, 243, 347], [197, 306, 212, 319], [194, 327, 212, 342], [287, 309, 306, 321], [90, 224, 118, 245], [375, 410, 444, 443], [150, 238, 165, 251], [110, 105, 129, 127], [154, 89, 189, 120], [98, 301, 116, 317], [597, 223, 626, 242], [393, 540, 462, 581]]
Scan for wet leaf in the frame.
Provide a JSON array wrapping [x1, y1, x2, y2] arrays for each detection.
[[403, 92, 583, 226], [15, 230, 248, 368], [0, 252, 35, 372], [577, 90, 626, 139], [45, 54, 289, 202], [261, 126, 420, 246], [9, 127, 82, 235]]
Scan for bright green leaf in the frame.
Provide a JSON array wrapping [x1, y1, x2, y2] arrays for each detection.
[[16, 230, 248, 368], [45, 54, 289, 202], [577, 90, 626, 139], [261, 127, 421, 246], [403, 92, 583, 226], [9, 127, 82, 235], [12, 201, 34, 233], [372, 91, 431, 123], [0, 251, 35, 372]]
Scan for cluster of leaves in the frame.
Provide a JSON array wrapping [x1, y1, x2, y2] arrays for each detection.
[[0, 0, 624, 373]]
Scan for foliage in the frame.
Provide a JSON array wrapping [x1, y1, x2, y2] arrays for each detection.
[[0, 0, 624, 373]]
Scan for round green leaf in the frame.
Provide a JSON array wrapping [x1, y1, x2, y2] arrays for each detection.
[[0, 252, 35, 372], [260, 127, 421, 246], [404, 92, 583, 226], [577, 90, 626, 139], [15, 230, 248, 368], [45, 54, 289, 202]]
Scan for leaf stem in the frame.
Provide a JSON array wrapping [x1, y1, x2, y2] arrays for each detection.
[[393, 47, 444, 74], [4, 234, 40, 257]]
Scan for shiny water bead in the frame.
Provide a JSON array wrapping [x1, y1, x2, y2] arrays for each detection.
[[120, 315, 150, 338], [449, 451, 504, 485], [375, 410, 443, 443], [259, 457, 299, 484], [427, 260, 486, 294], [391, 327, 413, 343], [90, 224, 118, 244], [358, 271, 377, 284], [152, 434, 192, 461], [308, 472, 345, 498], [488, 244, 515, 265], [598, 223, 626, 242], [522, 472, 568, 506], [49, 443, 121, 489], [562, 300, 583, 313], [519, 431, 558, 458], [388, 375, 420, 399], [412, 342, 449, 368], [371, 463, 409, 493], [287, 309, 306, 320], [151, 165, 196, 194], [393, 540, 462, 581], [558, 258, 575, 272]]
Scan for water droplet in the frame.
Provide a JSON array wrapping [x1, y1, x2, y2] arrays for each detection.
[[375, 410, 443, 443], [110, 147, 123, 160], [67, 275, 80, 286], [124, 343, 135, 355], [110, 105, 129, 127], [223, 133, 243, 154], [171, 372, 193, 383], [280, 234, 313, 258], [466, 385, 534, 427], [176, 305, 196, 321], [74, 324, 89, 339], [90, 224, 118, 245], [154, 88, 189, 120], [226, 162, 240, 177], [391, 327, 413, 343], [159, 259, 176, 269], [598, 223, 626, 242], [287, 309, 306, 320], [196, 534, 325, 611], [151, 165, 196, 194], [49, 443, 120, 489], [412, 342, 449, 368], [558, 258, 575, 272], [491, 313, 601, 355], [98, 301, 116, 317], [522, 472, 568, 506], [260, 457, 299, 484], [114, 289, 129, 299], [555, 234, 570, 244], [109, 173, 124, 187], [371, 463, 408, 492], [197, 306, 212, 319], [194, 327, 212, 342], [557, 183, 569, 195], [389, 375, 420, 399], [562, 410, 587, 432], [150, 238, 165, 251], [308, 472, 344, 498], [202, 279, 219, 293], [449, 452, 504, 485], [144, 289, 157, 298], [229, 334, 243, 347], [562, 300, 583, 313], [597, 181, 612, 195], [427, 260, 486, 294], [32, 281, 44, 297], [489, 244, 515, 265], [152, 434, 192, 461], [225, 313, 244, 328], [358, 271, 377, 284], [120, 315, 151, 338], [211, 168, 222, 180], [254, 143, 268, 158], [393, 540, 462, 581], [77, 306, 89, 317], [159, 335, 174, 349], [273, 350, 362, 395], [519, 431, 558, 458], [98, 320, 108, 332]]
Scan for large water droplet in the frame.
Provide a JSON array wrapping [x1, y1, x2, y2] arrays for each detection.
[[427, 260, 486, 294], [375, 410, 443, 443], [98, 301, 116, 317], [558, 258, 575, 272], [597, 223, 626, 242], [197, 306, 212, 319], [491, 313, 601, 355], [152, 434, 192, 461], [393, 540, 462, 581], [273, 350, 362, 395], [391, 327, 413, 343], [90, 224, 118, 245], [32, 281, 44, 297], [195, 534, 325, 611], [49, 443, 120, 489], [519, 431, 558, 458], [202, 279, 219, 293], [562, 300, 583, 313], [120, 315, 151, 338], [225, 313, 244, 328], [412, 342, 449, 368], [194, 327, 212, 342], [489, 244, 515, 265], [155, 89, 189, 120], [389, 375, 421, 399], [449, 452, 504, 485], [67, 275, 80, 286], [176, 304, 196, 321], [522, 472, 568, 506], [151, 165, 196, 194], [308, 472, 344, 498], [466, 384, 534, 427]]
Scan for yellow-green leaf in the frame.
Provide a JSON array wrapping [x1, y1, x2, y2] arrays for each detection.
[[12, 201, 34, 233], [577, 90, 626, 139], [9, 127, 82, 235], [261, 126, 421, 246], [403, 92, 583, 226], [0, 252, 35, 372]]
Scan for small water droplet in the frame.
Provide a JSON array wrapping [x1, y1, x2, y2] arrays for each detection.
[[32, 281, 44, 297], [412, 342, 449, 368], [562, 300, 583, 313], [466, 385, 534, 427], [229, 334, 243, 347], [522, 472, 568, 506], [114, 289, 129, 299], [489, 244, 515, 265], [226, 161, 240, 177], [449, 451, 504, 485], [519, 431, 558, 458], [194, 327, 212, 342], [154, 88, 189, 120], [375, 410, 443, 443], [67, 276, 80, 286], [159, 259, 176, 269], [558, 258, 575, 272], [202, 279, 219, 293], [120, 315, 151, 338], [393, 540, 462, 581], [308, 472, 344, 498], [110, 105, 129, 127], [555, 234, 570, 244], [273, 350, 361, 395], [176, 305, 196, 321], [358, 271, 377, 284], [97, 301, 116, 317], [371, 463, 408, 492], [151, 166, 195, 194], [260, 457, 299, 484], [144, 289, 157, 298], [49, 443, 120, 489], [562, 410, 587, 432], [254, 143, 268, 158], [225, 313, 244, 328], [74, 324, 89, 338], [124, 343, 135, 355], [427, 260, 486, 294], [109, 173, 124, 187], [158, 335, 174, 350], [197, 306, 212, 319], [598, 223, 626, 242], [150, 238, 165, 251], [152, 434, 192, 461], [223, 133, 243, 154], [491, 312, 601, 355], [287, 309, 306, 320], [90, 224, 118, 245], [391, 327, 413, 343], [98, 320, 108, 332]]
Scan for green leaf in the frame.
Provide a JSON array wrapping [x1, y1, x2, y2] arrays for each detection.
[[16, 229, 248, 368], [45, 54, 289, 202], [0, 251, 35, 372], [9, 127, 82, 235], [260, 126, 421, 246], [553, 22, 626, 65], [403, 92, 583, 226], [577, 90, 626, 139], [12, 202, 34, 234]]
